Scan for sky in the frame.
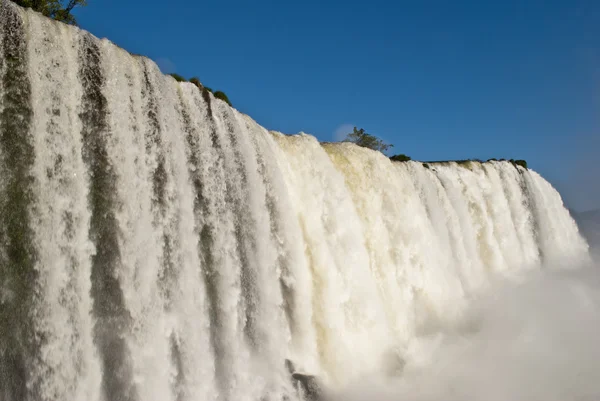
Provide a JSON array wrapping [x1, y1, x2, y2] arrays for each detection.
[[73, 0, 599, 212]]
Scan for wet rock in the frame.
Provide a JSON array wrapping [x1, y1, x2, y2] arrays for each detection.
[[292, 373, 323, 401], [285, 359, 325, 401]]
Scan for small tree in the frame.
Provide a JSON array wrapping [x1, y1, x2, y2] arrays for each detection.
[[343, 127, 393, 153], [12, 0, 87, 25]]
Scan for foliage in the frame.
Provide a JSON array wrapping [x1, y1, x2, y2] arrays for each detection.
[[168, 73, 186, 82], [343, 127, 393, 153], [189, 77, 202, 88], [390, 154, 411, 162], [510, 159, 528, 169], [422, 158, 528, 170], [12, 0, 87, 25], [214, 91, 231, 106], [455, 160, 476, 169], [171, 75, 231, 106]]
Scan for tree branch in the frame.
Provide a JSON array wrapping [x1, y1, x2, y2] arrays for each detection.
[[64, 0, 80, 13]]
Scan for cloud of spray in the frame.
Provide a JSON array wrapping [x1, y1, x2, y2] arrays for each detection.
[[154, 57, 177, 74], [331, 259, 600, 401], [333, 124, 355, 142]]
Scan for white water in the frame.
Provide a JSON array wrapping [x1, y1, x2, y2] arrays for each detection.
[[0, 3, 594, 401]]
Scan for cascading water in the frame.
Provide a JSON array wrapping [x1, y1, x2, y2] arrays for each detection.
[[0, 2, 592, 401]]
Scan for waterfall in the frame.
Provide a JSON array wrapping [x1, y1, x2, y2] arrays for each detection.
[[0, 3, 591, 401]]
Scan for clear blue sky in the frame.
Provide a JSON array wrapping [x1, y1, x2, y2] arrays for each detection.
[[74, 1, 599, 212]]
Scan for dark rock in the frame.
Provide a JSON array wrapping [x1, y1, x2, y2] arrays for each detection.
[[292, 373, 323, 401], [285, 359, 325, 401], [285, 359, 295, 376]]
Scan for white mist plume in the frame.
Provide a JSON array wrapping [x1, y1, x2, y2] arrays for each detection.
[[333, 262, 600, 401], [333, 123, 355, 142]]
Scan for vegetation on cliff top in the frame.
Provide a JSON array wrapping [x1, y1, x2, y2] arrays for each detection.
[[420, 158, 528, 170], [168, 74, 232, 107], [510, 159, 528, 169], [213, 91, 231, 107], [343, 127, 394, 153], [340, 126, 526, 168], [11, 0, 86, 25], [10, 1, 233, 106], [168, 73, 186, 82], [390, 154, 412, 162]]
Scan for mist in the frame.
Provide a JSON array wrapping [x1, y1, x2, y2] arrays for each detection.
[[332, 257, 600, 401]]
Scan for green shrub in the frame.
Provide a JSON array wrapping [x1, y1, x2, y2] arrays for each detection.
[[214, 91, 232, 106], [511, 159, 528, 169], [169, 73, 186, 82], [516, 159, 527, 169], [390, 154, 411, 162], [419, 158, 525, 169], [170, 74, 228, 105], [189, 77, 202, 88]]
